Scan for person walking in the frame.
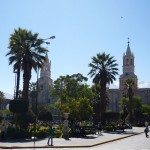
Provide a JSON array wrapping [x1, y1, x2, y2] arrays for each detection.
[[47, 125, 54, 146], [97, 122, 102, 135], [144, 122, 149, 138]]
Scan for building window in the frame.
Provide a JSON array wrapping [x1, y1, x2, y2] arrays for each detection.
[[126, 59, 129, 65]]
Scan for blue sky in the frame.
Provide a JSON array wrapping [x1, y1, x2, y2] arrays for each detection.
[[1, 0, 150, 96]]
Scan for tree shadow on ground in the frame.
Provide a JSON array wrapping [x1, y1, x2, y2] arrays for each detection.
[[103, 130, 138, 135]]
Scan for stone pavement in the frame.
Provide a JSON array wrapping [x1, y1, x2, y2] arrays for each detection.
[[0, 127, 144, 149]]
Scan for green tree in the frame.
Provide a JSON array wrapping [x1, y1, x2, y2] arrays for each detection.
[[6, 28, 48, 101], [6, 28, 24, 100], [38, 106, 53, 122], [124, 78, 135, 123], [51, 73, 91, 102], [142, 104, 150, 115], [91, 84, 101, 123], [55, 97, 93, 123], [51, 73, 94, 123], [120, 96, 142, 122], [88, 52, 119, 112], [119, 97, 128, 121], [0, 91, 5, 105]]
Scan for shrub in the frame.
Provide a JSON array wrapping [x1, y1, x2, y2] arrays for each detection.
[[54, 128, 63, 138], [7, 127, 32, 139], [36, 130, 48, 138], [36, 126, 48, 138], [103, 125, 113, 132], [35, 126, 63, 138]]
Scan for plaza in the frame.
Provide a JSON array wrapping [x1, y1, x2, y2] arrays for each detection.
[[0, 127, 144, 149]]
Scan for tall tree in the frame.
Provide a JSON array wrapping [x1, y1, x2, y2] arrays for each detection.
[[6, 28, 25, 100], [6, 28, 48, 101], [51, 73, 89, 103], [51, 73, 93, 122], [0, 91, 5, 105], [88, 52, 119, 112], [124, 78, 135, 123]]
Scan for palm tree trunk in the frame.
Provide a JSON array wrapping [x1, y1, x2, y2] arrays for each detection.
[[22, 64, 31, 101], [128, 85, 133, 123], [100, 82, 107, 112], [16, 68, 21, 100]]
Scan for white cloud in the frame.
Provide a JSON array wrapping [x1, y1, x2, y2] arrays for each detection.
[[109, 80, 119, 89], [4, 93, 13, 100], [109, 81, 150, 89], [138, 81, 150, 88]]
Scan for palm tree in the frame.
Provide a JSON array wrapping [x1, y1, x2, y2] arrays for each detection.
[[88, 52, 119, 112], [124, 78, 135, 123], [6, 28, 48, 101], [6, 28, 25, 100]]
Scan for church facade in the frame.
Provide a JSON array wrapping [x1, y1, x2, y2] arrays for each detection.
[[37, 53, 53, 104], [108, 41, 150, 112], [37, 53, 60, 120], [37, 42, 150, 114]]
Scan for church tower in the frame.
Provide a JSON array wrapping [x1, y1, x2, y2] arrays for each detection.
[[119, 40, 138, 91], [37, 53, 53, 104]]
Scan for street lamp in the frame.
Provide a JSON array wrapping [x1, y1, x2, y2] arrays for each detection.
[[33, 35, 55, 147]]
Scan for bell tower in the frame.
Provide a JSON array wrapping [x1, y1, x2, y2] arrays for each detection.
[[40, 53, 51, 78], [123, 40, 134, 74], [119, 39, 138, 90], [37, 53, 53, 104]]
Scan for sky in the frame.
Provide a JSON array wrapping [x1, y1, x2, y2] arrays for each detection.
[[1, 0, 150, 96]]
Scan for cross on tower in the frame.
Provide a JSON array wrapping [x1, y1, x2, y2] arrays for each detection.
[[128, 37, 130, 44]]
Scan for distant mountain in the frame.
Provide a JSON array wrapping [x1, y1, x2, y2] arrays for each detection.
[[4, 93, 13, 100]]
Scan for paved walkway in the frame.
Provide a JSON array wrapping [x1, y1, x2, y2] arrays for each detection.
[[0, 127, 144, 149]]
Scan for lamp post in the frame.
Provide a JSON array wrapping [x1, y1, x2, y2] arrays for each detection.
[[33, 36, 55, 147]]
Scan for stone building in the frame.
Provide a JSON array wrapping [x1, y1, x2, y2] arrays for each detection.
[[37, 53, 53, 104], [108, 41, 150, 112], [37, 42, 150, 114], [37, 53, 60, 120]]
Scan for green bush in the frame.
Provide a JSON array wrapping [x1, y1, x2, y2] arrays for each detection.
[[103, 125, 113, 132], [36, 130, 48, 138], [7, 127, 32, 139], [54, 128, 63, 138], [35, 126, 63, 138], [36, 126, 48, 138]]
